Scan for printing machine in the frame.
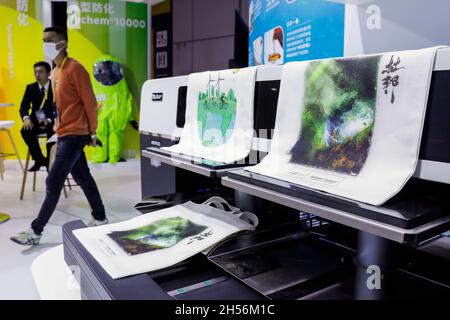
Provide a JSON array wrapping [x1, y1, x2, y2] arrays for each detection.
[[63, 49, 450, 300]]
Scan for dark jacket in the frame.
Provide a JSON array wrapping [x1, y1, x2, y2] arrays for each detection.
[[19, 81, 54, 124]]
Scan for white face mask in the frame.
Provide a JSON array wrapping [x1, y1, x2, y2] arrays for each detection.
[[43, 42, 60, 60]]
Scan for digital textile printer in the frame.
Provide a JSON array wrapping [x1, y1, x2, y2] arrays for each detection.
[[63, 49, 450, 300]]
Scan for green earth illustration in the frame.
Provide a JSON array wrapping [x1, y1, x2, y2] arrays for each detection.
[[197, 73, 237, 147]]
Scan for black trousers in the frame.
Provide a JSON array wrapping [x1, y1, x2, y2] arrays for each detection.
[[20, 122, 54, 162], [31, 135, 106, 234]]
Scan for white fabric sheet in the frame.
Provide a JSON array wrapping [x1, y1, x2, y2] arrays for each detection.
[[248, 47, 440, 205], [163, 68, 257, 164], [74, 201, 256, 279]]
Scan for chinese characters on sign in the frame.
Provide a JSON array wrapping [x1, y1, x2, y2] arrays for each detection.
[[381, 55, 405, 104], [266, 0, 280, 12], [17, 0, 29, 27], [67, 1, 145, 29], [286, 24, 312, 58], [286, 18, 299, 28], [156, 52, 168, 69], [156, 30, 168, 48], [155, 30, 169, 72], [80, 2, 115, 14]]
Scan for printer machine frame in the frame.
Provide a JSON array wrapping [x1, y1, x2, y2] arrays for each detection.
[[63, 49, 450, 300]]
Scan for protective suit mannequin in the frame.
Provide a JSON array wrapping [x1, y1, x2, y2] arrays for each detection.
[[91, 55, 133, 164]]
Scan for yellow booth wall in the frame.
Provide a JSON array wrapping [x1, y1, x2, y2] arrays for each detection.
[[0, 5, 45, 160]]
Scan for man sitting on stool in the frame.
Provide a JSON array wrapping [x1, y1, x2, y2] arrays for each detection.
[[20, 61, 55, 171]]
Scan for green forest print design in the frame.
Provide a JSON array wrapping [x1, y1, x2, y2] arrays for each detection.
[[197, 73, 237, 147], [108, 217, 208, 256], [290, 56, 381, 175]]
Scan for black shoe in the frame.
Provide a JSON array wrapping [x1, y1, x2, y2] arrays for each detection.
[[28, 160, 47, 172]]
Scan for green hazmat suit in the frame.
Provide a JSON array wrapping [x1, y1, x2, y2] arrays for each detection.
[[91, 55, 132, 164]]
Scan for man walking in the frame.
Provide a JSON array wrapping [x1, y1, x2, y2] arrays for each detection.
[[11, 27, 108, 245]]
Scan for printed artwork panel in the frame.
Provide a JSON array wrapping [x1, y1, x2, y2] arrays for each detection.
[[197, 72, 237, 147], [108, 217, 208, 256], [290, 56, 381, 175]]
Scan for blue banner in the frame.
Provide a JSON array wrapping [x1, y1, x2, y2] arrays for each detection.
[[249, 0, 345, 66]]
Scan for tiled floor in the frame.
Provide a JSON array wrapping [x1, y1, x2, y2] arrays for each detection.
[[0, 159, 142, 299]]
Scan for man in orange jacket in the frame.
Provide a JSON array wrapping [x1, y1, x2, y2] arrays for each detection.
[[11, 27, 108, 246]]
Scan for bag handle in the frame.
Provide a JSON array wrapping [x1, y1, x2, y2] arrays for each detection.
[[235, 211, 259, 228], [202, 196, 259, 228], [202, 196, 241, 214]]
